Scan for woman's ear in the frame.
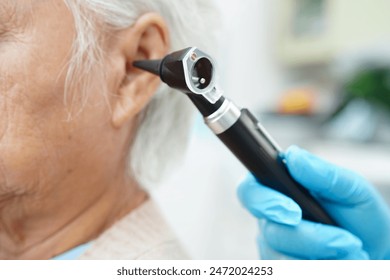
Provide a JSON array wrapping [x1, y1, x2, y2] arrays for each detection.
[[111, 13, 169, 128]]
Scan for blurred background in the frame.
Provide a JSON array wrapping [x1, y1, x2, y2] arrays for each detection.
[[152, 0, 390, 259]]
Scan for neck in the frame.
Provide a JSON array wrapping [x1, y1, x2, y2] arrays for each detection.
[[0, 175, 147, 260]]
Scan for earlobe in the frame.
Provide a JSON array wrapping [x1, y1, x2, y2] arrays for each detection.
[[112, 73, 160, 128], [111, 13, 169, 128]]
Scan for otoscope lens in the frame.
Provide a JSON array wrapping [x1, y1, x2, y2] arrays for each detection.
[[191, 58, 213, 89]]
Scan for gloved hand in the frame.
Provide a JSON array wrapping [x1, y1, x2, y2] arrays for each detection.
[[238, 146, 390, 260]]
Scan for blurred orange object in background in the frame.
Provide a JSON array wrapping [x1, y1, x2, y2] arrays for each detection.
[[278, 87, 316, 115]]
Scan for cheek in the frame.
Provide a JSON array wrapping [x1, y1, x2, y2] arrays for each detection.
[[0, 80, 64, 194], [0, 84, 112, 195], [0, 64, 114, 196], [0, 43, 67, 193], [0, 6, 115, 194], [0, 61, 75, 195]]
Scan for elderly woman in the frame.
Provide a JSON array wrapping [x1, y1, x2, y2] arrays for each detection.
[[0, 0, 217, 259]]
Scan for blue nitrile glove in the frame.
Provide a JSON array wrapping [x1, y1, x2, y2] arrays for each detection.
[[238, 146, 390, 260]]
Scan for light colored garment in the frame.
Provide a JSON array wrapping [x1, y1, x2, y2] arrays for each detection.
[[52, 243, 91, 260], [79, 199, 189, 260]]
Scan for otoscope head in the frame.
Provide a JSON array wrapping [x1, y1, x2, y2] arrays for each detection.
[[133, 47, 222, 104]]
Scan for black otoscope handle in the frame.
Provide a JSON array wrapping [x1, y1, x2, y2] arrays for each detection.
[[217, 109, 337, 226]]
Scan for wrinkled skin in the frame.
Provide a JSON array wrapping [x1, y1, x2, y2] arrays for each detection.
[[0, 0, 169, 259]]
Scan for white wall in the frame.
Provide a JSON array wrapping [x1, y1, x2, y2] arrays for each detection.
[[214, 0, 283, 113]]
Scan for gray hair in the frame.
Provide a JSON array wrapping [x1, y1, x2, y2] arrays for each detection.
[[62, 0, 219, 189]]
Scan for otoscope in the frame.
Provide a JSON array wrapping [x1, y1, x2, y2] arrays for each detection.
[[134, 47, 337, 226]]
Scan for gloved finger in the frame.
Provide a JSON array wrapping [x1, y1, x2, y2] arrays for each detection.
[[262, 220, 370, 260], [285, 146, 373, 205], [257, 230, 301, 260], [237, 174, 302, 226]]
